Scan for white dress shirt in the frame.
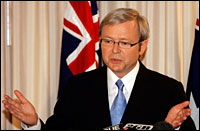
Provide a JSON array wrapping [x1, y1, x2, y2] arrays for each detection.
[[107, 61, 140, 109]]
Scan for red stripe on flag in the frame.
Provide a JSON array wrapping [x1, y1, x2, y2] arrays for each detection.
[[70, 1, 94, 39], [68, 39, 96, 75], [93, 22, 100, 42], [64, 18, 83, 37], [196, 19, 199, 26]]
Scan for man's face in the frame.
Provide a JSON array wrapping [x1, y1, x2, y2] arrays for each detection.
[[101, 20, 147, 78]]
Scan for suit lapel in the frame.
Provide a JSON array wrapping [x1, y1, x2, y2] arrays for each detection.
[[121, 62, 149, 124], [92, 67, 112, 127]]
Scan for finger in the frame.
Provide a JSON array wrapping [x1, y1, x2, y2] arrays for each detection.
[[4, 97, 24, 116], [2, 100, 12, 110], [10, 109, 25, 121], [175, 101, 190, 109], [4, 95, 18, 106], [8, 103, 26, 119], [179, 108, 191, 119], [176, 110, 188, 122], [186, 108, 191, 115], [3, 96, 15, 108], [177, 122, 182, 126], [9, 103, 22, 113], [171, 118, 182, 128], [4, 100, 19, 112], [14, 90, 28, 104], [4, 95, 12, 101], [5, 95, 20, 108], [3, 99, 23, 120], [3, 101, 17, 114], [2, 100, 7, 105], [182, 108, 191, 116]]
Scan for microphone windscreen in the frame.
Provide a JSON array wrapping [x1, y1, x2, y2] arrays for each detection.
[[152, 121, 174, 130]]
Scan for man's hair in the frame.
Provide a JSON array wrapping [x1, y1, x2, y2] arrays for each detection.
[[99, 8, 150, 42]]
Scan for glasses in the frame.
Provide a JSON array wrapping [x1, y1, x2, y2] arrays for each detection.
[[100, 38, 141, 49]]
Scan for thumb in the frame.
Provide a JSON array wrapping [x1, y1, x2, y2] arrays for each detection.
[[176, 101, 190, 109], [14, 90, 28, 104]]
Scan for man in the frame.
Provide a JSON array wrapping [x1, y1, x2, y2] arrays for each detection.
[[2, 8, 196, 130]]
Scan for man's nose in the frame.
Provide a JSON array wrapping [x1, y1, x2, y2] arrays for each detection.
[[112, 42, 121, 53]]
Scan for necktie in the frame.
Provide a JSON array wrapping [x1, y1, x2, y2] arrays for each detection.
[[110, 79, 127, 126]]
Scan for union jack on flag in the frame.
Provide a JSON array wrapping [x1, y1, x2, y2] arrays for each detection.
[[58, 1, 100, 97]]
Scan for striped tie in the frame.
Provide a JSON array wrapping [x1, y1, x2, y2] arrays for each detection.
[[110, 79, 127, 126]]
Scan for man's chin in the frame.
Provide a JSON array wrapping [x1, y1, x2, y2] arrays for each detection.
[[109, 64, 122, 71], [109, 66, 124, 74]]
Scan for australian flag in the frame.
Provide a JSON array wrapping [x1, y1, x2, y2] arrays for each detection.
[[186, 18, 199, 129], [58, 1, 100, 98]]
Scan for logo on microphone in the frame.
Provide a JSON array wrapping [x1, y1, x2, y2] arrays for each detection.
[[103, 123, 153, 130], [123, 123, 153, 130], [103, 123, 123, 130]]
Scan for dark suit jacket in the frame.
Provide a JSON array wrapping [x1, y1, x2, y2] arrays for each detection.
[[41, 62, 196, 130]]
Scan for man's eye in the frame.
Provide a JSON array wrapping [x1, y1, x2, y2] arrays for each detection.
[[121, 42, 129, 45], [105, 40, 112, 43]]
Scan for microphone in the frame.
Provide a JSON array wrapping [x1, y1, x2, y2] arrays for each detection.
[[123, 123, 153, 130], [152, 121, 174, 130], [103, 123, 123, 130], [103, 123, 153, 130], [103, 121, 174, 130]]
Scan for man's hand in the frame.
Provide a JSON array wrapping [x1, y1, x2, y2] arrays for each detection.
[[165, 101, 191, 128], [2, 90, 38, 127]]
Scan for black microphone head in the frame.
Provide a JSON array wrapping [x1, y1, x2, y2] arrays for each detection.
[[103, 123, 124, 130], [152, 121, 174, 130]]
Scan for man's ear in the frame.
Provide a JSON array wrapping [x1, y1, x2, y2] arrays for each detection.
[[139, 39, 148, 56]]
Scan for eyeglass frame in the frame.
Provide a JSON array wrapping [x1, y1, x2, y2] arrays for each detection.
[[100, 38, 142, 49]]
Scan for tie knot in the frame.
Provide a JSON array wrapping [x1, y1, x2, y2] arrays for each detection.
[[115, 79, 124, 90]]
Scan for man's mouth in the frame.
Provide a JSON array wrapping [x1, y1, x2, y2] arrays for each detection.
[[111, 58, 122, 63]]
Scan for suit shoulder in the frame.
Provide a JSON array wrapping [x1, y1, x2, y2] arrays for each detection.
[[139, 62, 180, 84], [141, 66, 184, 92], [149, 69, 180, 83]]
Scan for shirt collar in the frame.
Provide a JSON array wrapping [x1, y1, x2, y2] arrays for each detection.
[[121, 61, 140, 93], [107, 61, 140, 91]]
